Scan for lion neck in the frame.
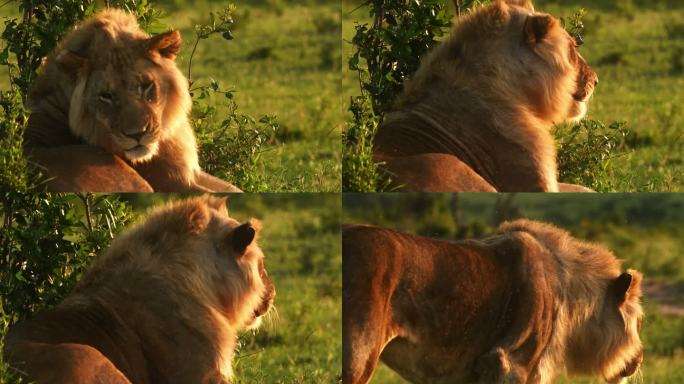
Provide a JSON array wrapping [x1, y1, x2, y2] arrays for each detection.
[[532, 248, 618, 382], [70, 272, 236, 383], [374, 85, 557, 190]]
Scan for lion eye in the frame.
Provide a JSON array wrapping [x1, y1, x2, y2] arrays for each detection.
[[98, 92, 114, 105], [143, 82, 156, 102]]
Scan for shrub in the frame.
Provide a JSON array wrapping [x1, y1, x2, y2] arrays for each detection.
[[555, 120, 629, 192], [343, 0, 451, 192]]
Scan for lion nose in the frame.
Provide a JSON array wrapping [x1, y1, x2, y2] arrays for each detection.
[[125, 122, 151, 141]]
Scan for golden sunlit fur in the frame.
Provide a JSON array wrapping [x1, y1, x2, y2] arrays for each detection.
[[342, 219, 642, 384], [373, 0, 598, 192], [24, 9, 240, 192], [4, 196, 275, 383]]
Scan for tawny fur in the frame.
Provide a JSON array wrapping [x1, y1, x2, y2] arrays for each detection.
[[373, 0, 598, 192], [4, 196, 275, 383], [24, 9, 240, 192], [342, 219, 642, 384]]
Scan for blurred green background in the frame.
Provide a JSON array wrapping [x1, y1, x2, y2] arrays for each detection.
[[344, 193, 684, 383], [0, 193, 341, 383], [342, 0, 684, 191], [0, 0, 342, 192]]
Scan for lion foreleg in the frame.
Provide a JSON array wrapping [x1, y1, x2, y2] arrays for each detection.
[[132, 128, 201, 191], [475, 347, 528, 384], [27, 145, 153, 192], [194, 171, 242, 192], [475, 232, 556, 383]]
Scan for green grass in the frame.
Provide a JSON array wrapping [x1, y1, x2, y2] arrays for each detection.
[[0, 193, 342, 383], [342, 0, 684, 191], [343, 193, 684, 383], [0, 0, 342, 192], [227, 194, 342, 382]]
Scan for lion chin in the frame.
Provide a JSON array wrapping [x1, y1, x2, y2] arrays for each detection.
[[245, 313, 264, 331], [122, 142, 159, 163], [568, 99, 588, 123]]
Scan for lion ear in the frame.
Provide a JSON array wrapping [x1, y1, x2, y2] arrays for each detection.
[[147, 30, 181, 60], [612, 272, 634, 305], [187, 203, 211, 235], [232, 222, 256, 254], [55, 50, 87, 69], [55, 28, 95, 70], [523, 14, 554, 46], [206, 195, 228, 213]]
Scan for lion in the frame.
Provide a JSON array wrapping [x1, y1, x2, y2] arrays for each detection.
[[342, 219, 643, 384], [24, 8, 241, 192], [3, 195, 275, 383], [372, 0, 598, 192]]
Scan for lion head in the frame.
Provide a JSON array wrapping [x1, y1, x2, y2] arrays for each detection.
[[29, 9, 193, 164], [567, 270, 643, 384], [76, 195, 275, 334], [499, 219, 642, 383], [399, 0, 598, 124]]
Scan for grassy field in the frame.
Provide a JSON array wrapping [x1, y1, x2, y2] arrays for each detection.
[[0, 0, 342, 192], [0, 193, 342, 383], [343, 193, 684, 383], [342, 0, 684, 191]]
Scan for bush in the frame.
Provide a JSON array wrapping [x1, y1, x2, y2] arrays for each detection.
[[555, 120, 629, 192], [343, 0, 451, 192], [0, 193, 134, 323]]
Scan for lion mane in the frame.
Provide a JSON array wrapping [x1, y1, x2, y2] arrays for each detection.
[[342, 219, 643, 384], [372, 0, 598, 192], [4, 196, 275, 383], [24, 9, 240, 192]]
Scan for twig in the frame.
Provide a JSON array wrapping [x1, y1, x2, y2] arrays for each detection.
[[1, 195, 15, 264], [372, 0, 384, 29], [454, 0, 462, 17], [187, 36, 200, 85], [77, 193, 94, 232]]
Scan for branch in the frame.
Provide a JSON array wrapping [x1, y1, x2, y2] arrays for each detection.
[[77, 193, 94, 232], [187, 36, 200, 85]]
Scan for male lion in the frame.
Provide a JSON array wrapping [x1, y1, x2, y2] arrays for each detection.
[[373, 0, 598, 192], [343, 220, 643, 384], [24, 9, 241, 192], [4, 196, 275, 383]]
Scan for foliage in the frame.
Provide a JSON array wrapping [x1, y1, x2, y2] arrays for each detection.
[[343, 0, 452, 192], [186, 6, 281, 192], [0, 91, 30, 193], [342, 94, 387, 192], [193, 84, 279, 192], [555, 120, 629, 192], [0, 193, 134, 324]]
